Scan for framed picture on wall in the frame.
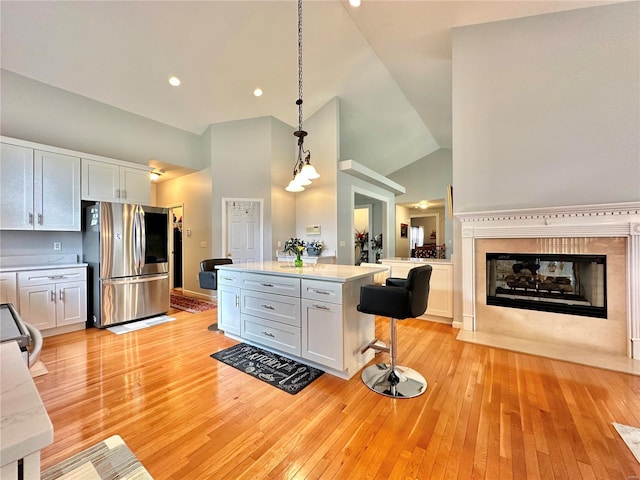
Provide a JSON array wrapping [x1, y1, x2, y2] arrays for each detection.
[[400, 223, 408, 238]]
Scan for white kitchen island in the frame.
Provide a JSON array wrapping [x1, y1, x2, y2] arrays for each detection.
[[216, 262, 387, 379]]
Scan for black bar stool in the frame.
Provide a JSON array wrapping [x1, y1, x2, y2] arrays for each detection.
[[198, 258, 232, 291], [357, 264, 432, 398]]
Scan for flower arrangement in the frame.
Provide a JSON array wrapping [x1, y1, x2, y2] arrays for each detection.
[[307, 239, 323, 252], [354, 229, 368, 248], [283, 237, 305, 255], [306, 239, 323, 257], [371, 233, 383, 251]]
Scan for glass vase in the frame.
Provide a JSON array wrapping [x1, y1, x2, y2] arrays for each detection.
[[295, 251, 303, 267]]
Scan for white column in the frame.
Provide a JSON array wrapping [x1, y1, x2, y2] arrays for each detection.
[[461, 225, 476, 331], [629, 223, 640, 359]]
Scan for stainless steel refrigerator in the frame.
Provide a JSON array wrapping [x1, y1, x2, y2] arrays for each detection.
[[83, 202, 170, 327]]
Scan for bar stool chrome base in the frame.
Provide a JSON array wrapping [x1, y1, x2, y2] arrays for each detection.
[[361, 363, 427, 398]]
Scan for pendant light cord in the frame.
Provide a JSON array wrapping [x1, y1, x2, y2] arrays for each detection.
[[297, 0, 304, 132]]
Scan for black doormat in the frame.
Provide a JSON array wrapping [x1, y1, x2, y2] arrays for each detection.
[[211, 343, 324, 395]]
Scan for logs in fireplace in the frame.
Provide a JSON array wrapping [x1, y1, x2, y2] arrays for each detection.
[[486, 253, 607, 318]]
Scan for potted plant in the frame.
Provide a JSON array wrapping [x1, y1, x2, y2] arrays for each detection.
[[283, 238, 306, 267], [354, 229, 368, 249], [283, 237, 305, 255], [307, 239, 323, 256], [371, 233, 383, 262]]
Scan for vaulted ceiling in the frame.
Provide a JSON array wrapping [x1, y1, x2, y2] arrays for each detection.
[[0, 0, 619, 176]]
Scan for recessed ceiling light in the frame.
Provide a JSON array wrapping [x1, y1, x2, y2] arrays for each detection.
[[349, 0, 361, 7], [168, 76, 181, 87], [253, 88, 263, 97]]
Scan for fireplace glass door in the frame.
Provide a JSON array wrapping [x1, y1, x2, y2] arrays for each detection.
[[486, 253, 607, 318]]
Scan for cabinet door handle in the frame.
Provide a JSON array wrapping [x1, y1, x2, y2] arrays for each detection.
[[28, 213, 34, 225], [38, 213, 43, 225], [48, 275, 65, 280], [50, 290, 56, 302], [235, 295, 240, 308], [116, 189, 120, 198], [59, 290, 64, 301], [313, 304, 330, 310], [261, 331, 275, 338], [312, 289, 331, 295], [261, 283, 274, 288], [260, 304, 275, 310]]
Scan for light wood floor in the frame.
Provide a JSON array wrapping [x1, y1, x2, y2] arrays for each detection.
[[34, 308, 640, 479]]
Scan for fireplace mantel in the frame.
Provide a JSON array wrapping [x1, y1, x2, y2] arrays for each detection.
[[456, 202, 640, 360]]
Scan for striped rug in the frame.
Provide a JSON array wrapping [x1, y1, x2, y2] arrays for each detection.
[[41, 435, 152, 480]]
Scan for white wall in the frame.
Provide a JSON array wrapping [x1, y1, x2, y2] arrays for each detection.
[[0, 70, 203, 169], [390, 148, 453, 258], [452, 2, 640, 213], [156, 168, 212, 297], [293, 98, 340, 255], [270, 119, 297, 259], [0, 230, 82, 259], [209, 116, 294, 261]]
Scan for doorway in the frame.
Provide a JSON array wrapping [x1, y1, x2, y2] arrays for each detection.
[[351, 188, 389, 266], [222, 199, 263, 264], [354, 204, 372, 265], [168, 204, 184, 290]]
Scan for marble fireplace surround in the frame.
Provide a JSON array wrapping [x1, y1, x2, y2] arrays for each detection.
[[456, 202, 640, 365]]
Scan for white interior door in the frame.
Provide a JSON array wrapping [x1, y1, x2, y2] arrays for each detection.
[[226, 200, 262, 265]]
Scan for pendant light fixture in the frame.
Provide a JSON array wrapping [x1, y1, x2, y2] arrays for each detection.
[[285, 0, 319, 193]]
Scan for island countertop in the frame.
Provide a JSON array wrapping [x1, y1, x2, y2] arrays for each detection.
[[217, 261, 387, 283], [0, 341, 53, 468], [382, 257, 453, 265]]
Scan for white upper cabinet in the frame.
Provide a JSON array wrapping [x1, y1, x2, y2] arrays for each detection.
[[82, 158, 151, 205], [0, 143, 81, 231], [0, 143, 34, 230], [36, 150, 81, 230]]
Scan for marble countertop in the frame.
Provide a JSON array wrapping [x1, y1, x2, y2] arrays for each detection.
[[0, 254, 87, 272], [0, 341, 53, 466], [382, 257, 453, 265], [218, 261, 387, 283], [0, 263, 87, 273]]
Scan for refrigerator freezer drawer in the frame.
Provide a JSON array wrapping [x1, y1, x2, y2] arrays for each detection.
[[99, 274, 169, 327]]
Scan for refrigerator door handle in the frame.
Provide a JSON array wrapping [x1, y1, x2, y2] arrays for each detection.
[[103, 274, 168, 286], [139, 207, 146, 270], [133, 207, 142, 274]]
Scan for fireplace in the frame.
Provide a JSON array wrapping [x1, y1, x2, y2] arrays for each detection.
[[456, 202, 640, 361], [486, 252, 606, 319]]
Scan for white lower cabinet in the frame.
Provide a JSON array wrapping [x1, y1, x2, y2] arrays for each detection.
[[241, 313, 301, 357], [17, 268, 87, 331], [218, 285, 241, 336], [301, 298, 343, 370], [0, 272, 18, 306]]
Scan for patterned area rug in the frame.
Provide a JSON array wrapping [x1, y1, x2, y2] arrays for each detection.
[[170, 293, 216, 313], [211, 343, 324, 395], [41, 435, 153, 479]]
